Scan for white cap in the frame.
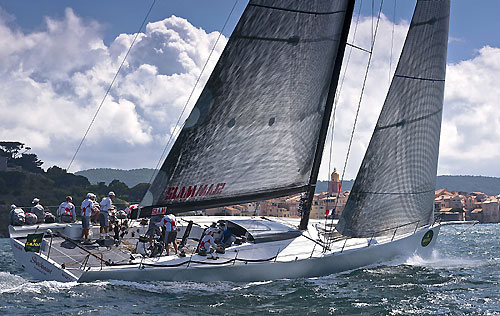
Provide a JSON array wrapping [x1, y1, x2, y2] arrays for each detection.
[[108, 191, 115, 196], [87, 193, 94, 198], [32, 198, 40, 204], [206, 228, 216, 234], [10, 204, 16, 210]]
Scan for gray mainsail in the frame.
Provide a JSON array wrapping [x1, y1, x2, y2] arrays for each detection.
[[141, 0, 353, 212], [336, 0, 450, 237]]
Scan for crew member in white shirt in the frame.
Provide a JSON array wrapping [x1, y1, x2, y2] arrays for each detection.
[[58, 196, 76, 223], [31, 198, 45, 223], [99, 191, 115, 239], [156, 214, 178, 256], [81, 193, 95, 241], [199, 228, 218, 258]]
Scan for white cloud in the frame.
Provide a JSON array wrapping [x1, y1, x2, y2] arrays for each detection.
[[0, 6, 499, 182], [0, 9, 226, 171]]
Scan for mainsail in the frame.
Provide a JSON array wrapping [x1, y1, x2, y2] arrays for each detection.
[[142, 0, 353, 213], [336, 0, 450, 237]]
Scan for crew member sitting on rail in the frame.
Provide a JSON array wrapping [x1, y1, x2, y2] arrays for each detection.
[[99, 191, 115, 239], [156, 214, 178, 256], [58, 196, 76, 223], [31, 198, 45, 224], [81, 193, 95, 242], [9, 204, 25, 226], [199, 228, 218, 257]]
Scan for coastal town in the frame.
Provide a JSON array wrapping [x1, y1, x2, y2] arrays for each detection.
[[205, 170, 500, 224]]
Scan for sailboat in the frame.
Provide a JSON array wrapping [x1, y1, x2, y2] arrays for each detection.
[[9, 0, 452, 282]]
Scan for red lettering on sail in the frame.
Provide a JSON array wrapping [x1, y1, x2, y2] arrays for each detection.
[[164, 183, 226, 200], [165, 187, 178, 200], [184, 186, 197, 198], [196, 184, 208, 197]]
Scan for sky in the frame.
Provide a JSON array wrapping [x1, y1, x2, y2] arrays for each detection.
[[0, 0, 500, 181]]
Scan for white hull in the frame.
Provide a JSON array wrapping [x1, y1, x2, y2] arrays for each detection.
[[9, 217, 440, 283], [79, 225, 440, 282]]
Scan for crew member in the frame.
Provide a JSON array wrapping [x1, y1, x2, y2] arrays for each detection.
[[8, 204, 21, 226], [31, 198, 45, 223], [219, 223, 234, 248], [147, 206, 168, 243], [99, 191, 115, 239], [91, 198, 100, 224], [199, 228, 218, 257], [58, 196, 76, 223], [156, 214, 178, 256], [81, 193, 95, 242]]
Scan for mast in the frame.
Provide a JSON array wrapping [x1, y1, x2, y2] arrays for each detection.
[[299, 0, 355, 230]]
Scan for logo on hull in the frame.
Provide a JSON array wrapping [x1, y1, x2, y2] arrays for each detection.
[[421, 230, 434, 247]]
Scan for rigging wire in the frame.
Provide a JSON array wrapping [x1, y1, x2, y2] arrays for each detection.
[[325, 0, 385, 249], [325, 0, 363, 240], [67, 0, 156, 172], [144, 0, 240, 189], [389, 0, 396, 86]]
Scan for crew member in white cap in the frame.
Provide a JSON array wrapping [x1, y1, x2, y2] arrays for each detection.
[[81, 193, 95, 242], [99, 191, 115, 239], [31, 198, 45, 223]]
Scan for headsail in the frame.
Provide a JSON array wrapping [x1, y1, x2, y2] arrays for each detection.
[[141, 0, 353, 213], [336, 0, 450, 237]]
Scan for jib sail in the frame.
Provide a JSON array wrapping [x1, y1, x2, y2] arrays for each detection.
[[336, 0, 450, 237]]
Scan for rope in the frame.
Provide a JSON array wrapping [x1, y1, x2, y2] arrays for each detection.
[[325, 0, 385, 249], [67, 0, 157, 172], [144, 0, 240, 188]]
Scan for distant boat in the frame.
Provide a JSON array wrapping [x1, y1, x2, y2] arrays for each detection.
[[10, 0, 454, 282]]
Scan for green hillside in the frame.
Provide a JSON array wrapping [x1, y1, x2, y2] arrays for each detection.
[[75, 168, 500, 196]]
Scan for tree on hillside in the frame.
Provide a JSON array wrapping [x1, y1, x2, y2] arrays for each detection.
[[46, 166, 90, 187], [15, 153, 43, 173], [0, 141, 25, 159], [128, 183, 149, 203]]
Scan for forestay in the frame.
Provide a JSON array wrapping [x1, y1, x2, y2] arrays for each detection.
[[142, 0, 352, 212], [336, 0, 450, 237]]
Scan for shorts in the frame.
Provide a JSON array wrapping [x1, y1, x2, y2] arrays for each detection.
[[82, 216, 90, 230], [146, 215, 163, 236], [99, 212, 109, 227], [165, 231, 177, 244], [61, 215, 74, 223]]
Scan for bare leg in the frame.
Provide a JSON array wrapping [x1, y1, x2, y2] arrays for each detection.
[[173, 241, 178, 254]]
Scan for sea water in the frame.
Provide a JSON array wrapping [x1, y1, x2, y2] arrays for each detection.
[[1, 224, 499, 315]]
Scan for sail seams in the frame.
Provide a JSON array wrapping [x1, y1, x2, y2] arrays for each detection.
[[249, 4, 345, 16], [349, 189, 435, 196], [394, 74, 445, 82], [375, 109, 442, 131], [234, 35, 339, 45]]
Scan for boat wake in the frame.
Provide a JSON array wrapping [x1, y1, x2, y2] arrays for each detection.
[[0, 271, 77, 294], [403, 250, 483, 269]]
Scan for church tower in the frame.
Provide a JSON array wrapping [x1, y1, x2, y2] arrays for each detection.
[[328, 168, 341, 195]]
